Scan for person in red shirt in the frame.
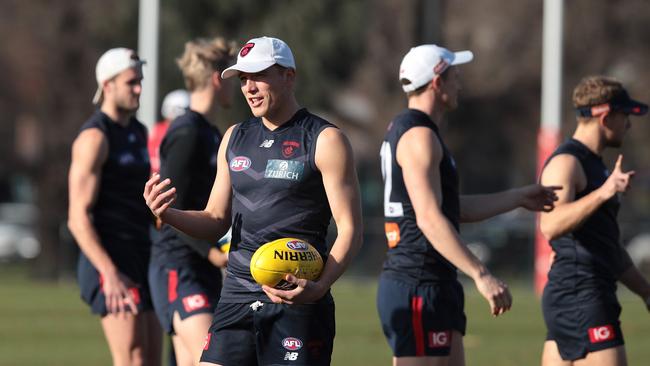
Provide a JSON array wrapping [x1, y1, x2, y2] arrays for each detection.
[[148, 89, 190, 174]]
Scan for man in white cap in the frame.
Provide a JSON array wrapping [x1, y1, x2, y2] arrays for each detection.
[[68, 48, 162, 366], [143, 36, 363, 365], [148, 89, 190, 174], [376, 44, 560, 365]]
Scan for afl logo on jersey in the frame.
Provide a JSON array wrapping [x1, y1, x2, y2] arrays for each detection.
[[240, 42, 255, 57], [282, 337, 303, 351], [230, 156, 251, 171]]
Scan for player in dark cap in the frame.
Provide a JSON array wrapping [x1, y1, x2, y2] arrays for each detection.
[[540, 75, 650, 366]]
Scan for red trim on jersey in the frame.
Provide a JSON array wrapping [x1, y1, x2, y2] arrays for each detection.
[[168, 269, 178, 302], [411, 295, 425, 356]]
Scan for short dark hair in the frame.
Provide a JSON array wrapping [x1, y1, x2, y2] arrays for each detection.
[[573, 76, 625, 109], [401, 68, 451, 98]]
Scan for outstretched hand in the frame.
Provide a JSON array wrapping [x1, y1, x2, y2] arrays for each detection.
[[262, 274, 327, 305], [518, 184, 562, 212], [143, 173, 177, 219]]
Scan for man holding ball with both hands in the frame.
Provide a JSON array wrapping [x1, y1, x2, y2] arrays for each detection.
[[144, 36, 363, 366]]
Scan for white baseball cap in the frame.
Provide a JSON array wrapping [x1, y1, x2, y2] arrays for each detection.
[[92, 47, 146, 104], [399, 45, 473, 93], [221, 36, 295, 79], [161, 89, 190, 120]]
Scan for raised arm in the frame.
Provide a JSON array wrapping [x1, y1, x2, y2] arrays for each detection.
[[459, 183, 559, 223], [400, 127, 511, 316], [539, 154, 633, 241], [144, 125, 235, 241], [67, 128, 138, 314], [263, 127, 363, 304]]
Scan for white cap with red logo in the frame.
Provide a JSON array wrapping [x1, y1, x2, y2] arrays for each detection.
[[399, 45, 473, 93], [93, 47, 145, 104], [221, 36, 295, 79]]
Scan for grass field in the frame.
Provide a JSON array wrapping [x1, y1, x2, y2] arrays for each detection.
[[1, 265, 648, 365]]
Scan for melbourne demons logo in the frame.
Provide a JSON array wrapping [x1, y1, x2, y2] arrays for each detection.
[[240, 42, 255, 57], [282, 140, 300, 158], [286, 240, 308, 251], [230, 156, 251, 171], [433, 59, 449, 75], [589, 325, 615, 343], [282, 337, 303, 351]]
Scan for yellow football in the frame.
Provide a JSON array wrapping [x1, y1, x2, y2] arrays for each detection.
[[250, 238, 324, 290]]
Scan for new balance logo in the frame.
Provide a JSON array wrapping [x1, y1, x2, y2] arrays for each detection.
[[260, 139, 274, 148], [284, 352, 299, 361]]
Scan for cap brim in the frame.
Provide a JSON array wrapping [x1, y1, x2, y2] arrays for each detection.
[[221, 61, 276, 79], [622, 99, 648, 116], [452, 50, 474, 65]]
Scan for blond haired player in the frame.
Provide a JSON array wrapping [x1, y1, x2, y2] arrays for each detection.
[[148, 37, 236, 366]]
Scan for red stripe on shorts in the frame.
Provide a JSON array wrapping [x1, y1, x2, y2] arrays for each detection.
[[168, 269, 178, 302], [411, 295, 425, 356]]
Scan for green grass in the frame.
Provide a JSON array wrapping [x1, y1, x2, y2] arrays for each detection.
[[1, 266, 648, 365]]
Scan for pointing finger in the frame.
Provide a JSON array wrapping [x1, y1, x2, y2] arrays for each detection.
[[614, 154, 623, 171]]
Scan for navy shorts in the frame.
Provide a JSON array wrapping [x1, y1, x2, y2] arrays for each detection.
[[148, 259, 222, 334], [77, 249, 154, 316], [542, 289, 624, 360], [200, 301, 335, 365], [377, 274, 466, 357]]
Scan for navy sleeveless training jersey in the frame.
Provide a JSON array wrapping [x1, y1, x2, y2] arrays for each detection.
[[544, 138, 631, 305], [153, 110, 222, 263], [79, 110, 152, 247], [221, 108, 335, 303], [380, 108, 460, 283]]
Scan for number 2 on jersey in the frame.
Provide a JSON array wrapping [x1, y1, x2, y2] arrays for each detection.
[[380, 141, 404, 217]]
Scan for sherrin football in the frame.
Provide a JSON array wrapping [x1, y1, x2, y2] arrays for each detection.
[[250, 238, 324, 290]]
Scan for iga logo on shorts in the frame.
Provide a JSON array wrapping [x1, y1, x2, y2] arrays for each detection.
[[428, 330, 451, 348], [282, 337, 303, 351], [182, 294, 210, 312], [286, 240, 308, 251], [589, 325, 615, 343], [230, 156, 251, 171]]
